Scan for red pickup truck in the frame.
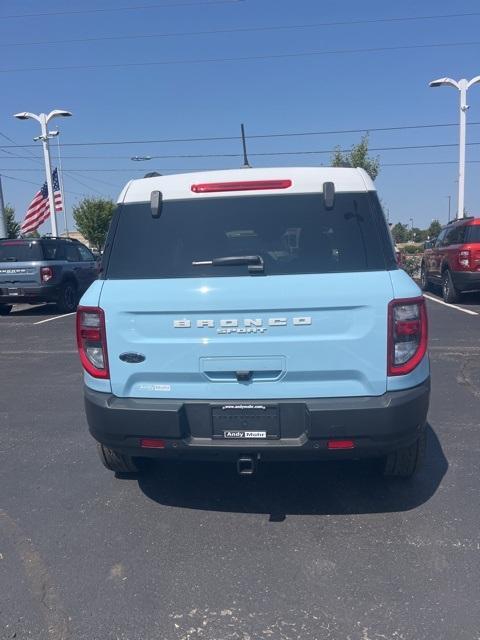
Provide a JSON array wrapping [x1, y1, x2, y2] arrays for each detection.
[[420, 217, 480, 302]]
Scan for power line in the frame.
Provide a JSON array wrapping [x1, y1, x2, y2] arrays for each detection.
[[71, 172, 121, 189], [3, 11, 479, 47], [62, 171, 109, 197], [1, 121, 479, 150], [4, 160, 480, 173], [0, 130, 113, 197], [0, 173, 87, 197], [383, 160, 480, 166], [3, 140, 479, 163], [2, 40, 480, 74], [0, 0, 241, 20]]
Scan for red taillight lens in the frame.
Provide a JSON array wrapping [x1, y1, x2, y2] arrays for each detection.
[[140, 438, 166, 449], [40, 266, 53, 282], [458, 249, 471, 268], [388, 297, 428, 376], [191, 179, 292, 193], [327, 439, 355, 450], [76, 306, 109, 379]]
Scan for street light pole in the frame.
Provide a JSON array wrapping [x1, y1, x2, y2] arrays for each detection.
[[429, 76, 480, 219], [13, 110, 72, 237], [39, 115, 58, 236]]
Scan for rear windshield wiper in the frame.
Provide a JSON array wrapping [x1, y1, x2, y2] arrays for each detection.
[[192, 255, 264, 274]]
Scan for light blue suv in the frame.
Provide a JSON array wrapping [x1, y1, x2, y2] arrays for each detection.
[[77, 167, 429, 477]]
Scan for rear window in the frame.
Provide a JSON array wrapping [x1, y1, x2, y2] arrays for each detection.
[[106, 192, 390, 279], [466, 225, 480, 243], [0, 240, 43, 262]]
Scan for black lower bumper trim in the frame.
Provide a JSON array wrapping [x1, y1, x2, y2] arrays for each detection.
[[85, 379, 430, 460], [0, 284, 60, 304], [451, 270, 480, 292]]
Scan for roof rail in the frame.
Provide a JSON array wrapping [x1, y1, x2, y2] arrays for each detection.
[[447, 215, 475, 224], [40, 235, 80, 242]]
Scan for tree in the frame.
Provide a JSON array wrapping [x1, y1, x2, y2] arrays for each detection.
[[427, 219, 442, 239], [73, 197, 115, 251], [391, 222, 409, 244], [410, 227, 428, 243], [4, 205, 20, 239], [331, 134, 380, 180]]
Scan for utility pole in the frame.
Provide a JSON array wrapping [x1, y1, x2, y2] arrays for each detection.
[[0, 175, 7, 238], [446, 195, 451, 222]]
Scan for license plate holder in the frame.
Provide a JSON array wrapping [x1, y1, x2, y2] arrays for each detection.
[[212, 404, 280, 439], [7, 288, 21, 296]]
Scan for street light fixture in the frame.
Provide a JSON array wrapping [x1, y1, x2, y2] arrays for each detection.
[[131, 156, 152, 161], [13, 110, 72, 236], [429, 76, 480, 220]]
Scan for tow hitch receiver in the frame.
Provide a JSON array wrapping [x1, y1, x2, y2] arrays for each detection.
[[237, 455, 256, 476]]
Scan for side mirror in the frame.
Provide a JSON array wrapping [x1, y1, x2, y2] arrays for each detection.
[[323, 182, 335, 210], [151, 190, 163, 218]]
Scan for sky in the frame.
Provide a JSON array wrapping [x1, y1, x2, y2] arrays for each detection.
[[1, 0, 480, 233]]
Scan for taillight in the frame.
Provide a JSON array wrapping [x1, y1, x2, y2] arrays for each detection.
[[388, 297, 428, 376], [40, 266, 53, 282], [327, 439, 355, 450], [191, 179, 292, 193], [458, 249, 471, 268], [76, 306, 109, 379]]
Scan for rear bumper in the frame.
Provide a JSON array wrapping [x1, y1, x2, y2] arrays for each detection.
[[451, 270, 480, 292], [84, 379, 430, 461], [0, 283, 60, 304]]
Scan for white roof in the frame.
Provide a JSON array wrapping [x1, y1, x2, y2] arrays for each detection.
[[119, 166, 376, 203]]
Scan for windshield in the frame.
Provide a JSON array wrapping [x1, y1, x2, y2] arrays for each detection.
[[0, 240, 43, 262], [106, 192, 389, 279]]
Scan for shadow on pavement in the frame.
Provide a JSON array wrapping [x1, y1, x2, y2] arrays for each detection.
[[137, 424, 447, 518], [10, 303, 57, 317]]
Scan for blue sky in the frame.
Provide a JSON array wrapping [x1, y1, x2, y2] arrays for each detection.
[[1, 0, 480, 233]]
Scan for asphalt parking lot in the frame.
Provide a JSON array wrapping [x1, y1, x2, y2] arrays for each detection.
[[1, 295, 479, 640]]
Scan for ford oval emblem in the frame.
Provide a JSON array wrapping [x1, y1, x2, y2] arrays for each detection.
[[119, 352, 146, 364]]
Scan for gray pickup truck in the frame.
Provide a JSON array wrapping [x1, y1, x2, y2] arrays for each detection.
[[0, 237, 98, 315]]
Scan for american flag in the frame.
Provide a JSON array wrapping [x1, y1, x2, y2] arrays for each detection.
[[20, 168, 63, 235]]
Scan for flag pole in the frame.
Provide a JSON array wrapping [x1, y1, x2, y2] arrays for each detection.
[[55, 130, 68, 237]]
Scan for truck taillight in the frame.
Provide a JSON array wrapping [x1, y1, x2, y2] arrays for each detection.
[[191, 179, 292, 193], [458, 250, 471, 268], [76, 306, 109, 379], [40, 266, 53, 282], [388, 297, 428, 376]]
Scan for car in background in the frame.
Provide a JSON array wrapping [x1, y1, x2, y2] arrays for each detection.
[[0, 237, 98, 315], [420, 217, 480, 302]]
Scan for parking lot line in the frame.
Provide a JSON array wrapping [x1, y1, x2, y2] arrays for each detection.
[[423, 294, 479, 316], [33, 312, 76, 325]]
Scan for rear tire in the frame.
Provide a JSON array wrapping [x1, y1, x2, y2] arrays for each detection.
[[56, 281, 78, 313], [420, 263, 431, 292], [97, 443, 139, 474], [442, 269, 460, 304], [383, 429, 426, 478], [0, 304, 12, 316]]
